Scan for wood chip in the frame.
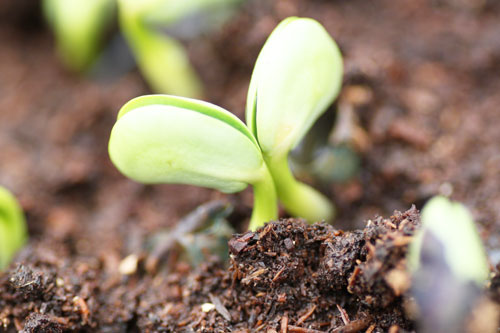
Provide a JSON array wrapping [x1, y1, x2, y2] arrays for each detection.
[[347, 266, 361, 293], [281, 313, 288, 333], [272, 267, 286, 282], [209, 294, 231, 321], [241, 268, 267, 284], [288, 325, 324, 333], [296, 305, 317, 325], [336, 304, 350, 325], [332, 315, 372, 333]]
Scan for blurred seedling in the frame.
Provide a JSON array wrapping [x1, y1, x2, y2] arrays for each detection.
[[43, 0, 116, 72], [0, 186, 28, 270], [43, 0, 242, 97], [109, 17, 343, 233], [408, 196, 490, 333]]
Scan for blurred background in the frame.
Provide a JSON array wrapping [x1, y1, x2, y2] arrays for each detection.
[[0, 0, 499, 266]]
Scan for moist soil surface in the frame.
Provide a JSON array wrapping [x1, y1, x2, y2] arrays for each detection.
[[1, 0, 500, 332]]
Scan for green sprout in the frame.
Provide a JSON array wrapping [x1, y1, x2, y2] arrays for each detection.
[[246, 17, 342, 222], [43, 0, 241, 97], [43, 0, 115, 72], [109, 95, 277, 230], [109, 17, 343, 230], [118, 0, 202, 97], [408, 196, 489, 285], [0, 186, 28, 270]]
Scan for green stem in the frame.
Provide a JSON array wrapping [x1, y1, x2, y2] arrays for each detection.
[[249, 166, 278, 231], [118, 3, 202, 97], [265, 153, 334, 223]]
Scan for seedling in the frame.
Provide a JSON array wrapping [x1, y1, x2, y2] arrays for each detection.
[[408, 196, 489, 285], [0, 186, 28, 270], [109, 95, 277, 230], [43, 0, 115, 71], [109, 17, 343, 230], [408, 197, 490, 332], [246, 17, 343, 222], [43, 0, 241, 97], [118, 0, 203, 97]]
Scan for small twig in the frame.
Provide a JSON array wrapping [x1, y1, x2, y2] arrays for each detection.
[[347, 266, 360, 293], [336, 304, 350, 325], [296, 305, 317, 325], [281, 312, 289, 333], [241, 268, 267, 284], [288, 325, 324, 333], [331, 315, 372, 333], [365, 324, 376, 333], [209, 294, 231, 322], [273, 266, 286, 282]]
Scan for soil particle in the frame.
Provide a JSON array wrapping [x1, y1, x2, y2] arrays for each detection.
[[20, 313, 63, 333]]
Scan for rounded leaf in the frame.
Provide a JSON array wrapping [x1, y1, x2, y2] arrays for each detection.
[[408, 196, 489, 285], [109, 95, 265, 193], [0, 186, 27, 269], [246, 17, 343, 157]]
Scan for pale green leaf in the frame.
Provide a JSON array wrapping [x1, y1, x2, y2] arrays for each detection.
[[109, 96, 266, 193], [0, 186, 27, 270], [408, 196, 489, 285], [246, 17, 343, 157]]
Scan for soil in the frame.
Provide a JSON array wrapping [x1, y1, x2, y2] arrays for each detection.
[[1, 0, 500, 332]]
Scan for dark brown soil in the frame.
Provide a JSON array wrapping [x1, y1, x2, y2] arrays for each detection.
[[1, 0, 500, 331], [2, 208, 420, 332]]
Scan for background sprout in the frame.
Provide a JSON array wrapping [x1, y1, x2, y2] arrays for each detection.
[[408, 196, 489, 285], [43, 0, 115, 72], [0, 186, 28, 270], [108, 95, 277, 230], [246, 17, 343, 223], [118, 0, 242, 97], [44, 0, 241, 97], [118, 0, 204, 97], [407, 197, 490, 332]]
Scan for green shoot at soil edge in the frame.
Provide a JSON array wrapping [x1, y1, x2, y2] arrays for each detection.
[[109, 17, 343, 230], [0, 186, 28, 270], [408, 196, 489, 285], [246, 17, 342, 222]]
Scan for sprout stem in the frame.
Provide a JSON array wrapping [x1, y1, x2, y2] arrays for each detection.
[[249, 166, 278, 231], [118, 3, 202, 97], [265, 154, 334, 223]]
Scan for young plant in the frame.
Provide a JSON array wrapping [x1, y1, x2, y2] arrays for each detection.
[[118, 0, 204, 97], [109, 95, 277, 230], [407, 196, 490, 332], [43, 0, 115, 71], [0, 186, 28, 270], [43, 0, 241, 97], [109, 17, 343, 230], [408, 196, 489, 285], [246, 17, 343, 222]]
